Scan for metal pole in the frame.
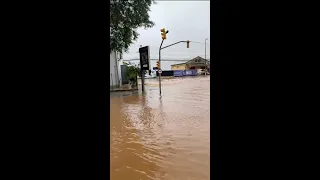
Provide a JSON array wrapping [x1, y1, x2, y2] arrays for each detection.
[[141, 70, 145, 92], [160, 41, 185, 50], [205, 38, 208, 76], [159, 39, 164, 96]]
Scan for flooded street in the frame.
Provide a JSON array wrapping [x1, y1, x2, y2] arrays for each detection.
[[110, 76, 210, 180]]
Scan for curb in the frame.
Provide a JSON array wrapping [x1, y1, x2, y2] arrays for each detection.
[[110, 88, 138, 92]]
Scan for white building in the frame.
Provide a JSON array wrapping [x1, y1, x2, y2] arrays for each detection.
[[110, 51, 122, 88]]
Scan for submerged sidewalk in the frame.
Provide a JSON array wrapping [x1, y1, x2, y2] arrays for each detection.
[[110, 85, 138, 92]]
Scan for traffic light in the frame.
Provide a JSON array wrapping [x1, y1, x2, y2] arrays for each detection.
[[156, 61, 160, 69], [187, 40, 190, 48], [160, 28, 166, 39]]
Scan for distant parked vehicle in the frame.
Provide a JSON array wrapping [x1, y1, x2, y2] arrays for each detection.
[[198, 69, 206, 75]]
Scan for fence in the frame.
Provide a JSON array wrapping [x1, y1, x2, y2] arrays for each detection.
[[156, 70, 174, 76], [173, 69, 198, 77], [173, 70, 184, 77]]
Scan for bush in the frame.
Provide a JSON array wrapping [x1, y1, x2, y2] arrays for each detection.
[[126, 65, 139, 87]]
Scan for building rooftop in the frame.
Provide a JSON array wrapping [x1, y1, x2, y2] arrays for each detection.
[[171, 62, 187, 66], [171, 56, 210, 66]]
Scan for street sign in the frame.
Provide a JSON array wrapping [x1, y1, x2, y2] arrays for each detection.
[[158, 70, 162, 74], [139, 46, 150, 71]]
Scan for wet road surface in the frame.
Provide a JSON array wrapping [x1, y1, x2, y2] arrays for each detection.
[[110, 76, 210, 180]]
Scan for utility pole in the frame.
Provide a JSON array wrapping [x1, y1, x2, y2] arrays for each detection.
[[205, 38, 208, 76], [158, 29, 191, 96]]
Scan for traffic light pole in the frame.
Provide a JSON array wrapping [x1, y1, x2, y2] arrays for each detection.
[[205, 38, 208, 76], [160, 41, 188, 50], [159, 39, 164, 96], [158, 40, 189, 96]]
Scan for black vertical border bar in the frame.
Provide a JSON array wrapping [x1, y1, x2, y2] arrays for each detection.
[[209, 0, 314, 178], [210, 0, 226, 179]]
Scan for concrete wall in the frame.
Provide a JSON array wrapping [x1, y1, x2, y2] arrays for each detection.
[[110, 51, 121, 88]]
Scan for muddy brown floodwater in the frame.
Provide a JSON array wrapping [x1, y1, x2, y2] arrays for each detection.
[[110, 76, 210, 180]]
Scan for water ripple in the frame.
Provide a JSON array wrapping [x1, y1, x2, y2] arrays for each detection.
[[111, 76, 210, 180]]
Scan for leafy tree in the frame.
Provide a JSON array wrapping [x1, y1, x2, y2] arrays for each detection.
[[110, 0, 155, 58]]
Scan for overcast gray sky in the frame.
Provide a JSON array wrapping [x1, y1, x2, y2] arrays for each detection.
[[123, 1, 210, 61]]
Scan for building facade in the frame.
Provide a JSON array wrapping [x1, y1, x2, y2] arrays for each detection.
[[171, 56, 210, 71], [171, 63, 187, 70]]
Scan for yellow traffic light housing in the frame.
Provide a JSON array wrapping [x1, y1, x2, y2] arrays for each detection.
[[187, 40, 190, 48], [160, 28, 166, 39], [157, 61, 161, 69]]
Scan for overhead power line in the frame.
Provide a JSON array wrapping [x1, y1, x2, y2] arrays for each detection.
[[189, 41, 210, 46]]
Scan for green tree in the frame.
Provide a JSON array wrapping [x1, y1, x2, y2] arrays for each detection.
[[110, 0, 155, 58]]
